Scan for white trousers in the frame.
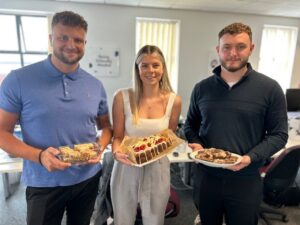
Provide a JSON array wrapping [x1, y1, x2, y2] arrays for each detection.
[[110, 157, 170, 225]]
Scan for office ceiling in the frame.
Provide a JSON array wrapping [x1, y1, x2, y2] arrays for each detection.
[[52, 0, 300, 18]]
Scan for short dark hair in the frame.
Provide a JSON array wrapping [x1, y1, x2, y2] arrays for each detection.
[[51, 11, 88, 32], [218, 22, 252, 41]]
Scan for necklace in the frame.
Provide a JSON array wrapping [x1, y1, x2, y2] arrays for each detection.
[[139, 94, 166, 114]]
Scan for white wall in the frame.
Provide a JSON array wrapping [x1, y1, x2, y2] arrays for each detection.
[[291, 39, 300, 88], [1, 0, 300, 117]]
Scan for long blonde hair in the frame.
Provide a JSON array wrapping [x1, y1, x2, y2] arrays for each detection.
[[132, 45, 173, 123]]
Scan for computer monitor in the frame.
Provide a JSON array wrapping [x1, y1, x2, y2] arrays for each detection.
[[286, 88, 300, 111]]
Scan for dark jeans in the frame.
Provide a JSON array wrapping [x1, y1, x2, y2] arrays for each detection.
[[26, 170, 101, 225], [193, 167, 262, 225]]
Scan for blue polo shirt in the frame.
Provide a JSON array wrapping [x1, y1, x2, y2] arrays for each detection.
[[0, 55, 108, 187]]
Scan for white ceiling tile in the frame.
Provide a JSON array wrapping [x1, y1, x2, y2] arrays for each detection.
[[105, 0, 138, 3], [57, 0, 105, 2]]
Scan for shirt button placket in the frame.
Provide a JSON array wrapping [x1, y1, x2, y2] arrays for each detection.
[[63, 76, 70, 98]]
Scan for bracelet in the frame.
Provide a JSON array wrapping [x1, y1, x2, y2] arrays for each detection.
[[38, 150, 44, 166]]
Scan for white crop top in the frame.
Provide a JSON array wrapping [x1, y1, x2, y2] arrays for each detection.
[[122, 89, 176, 137]]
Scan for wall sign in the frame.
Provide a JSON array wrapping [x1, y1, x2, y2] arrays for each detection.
[[208, 50, 219, 74], [81, 46, 120, 78]]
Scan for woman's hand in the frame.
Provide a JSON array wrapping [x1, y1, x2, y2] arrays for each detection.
[[113, 151, 133, 165]]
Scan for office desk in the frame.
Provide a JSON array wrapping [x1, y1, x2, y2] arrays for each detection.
[[272, 112, 300, 158], [0, 151, 22, 198], [167, 142, 193, 163]]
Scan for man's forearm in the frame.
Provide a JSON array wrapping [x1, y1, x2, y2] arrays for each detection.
[[98, 126, 113, 149], [0, 130, 42, 163]]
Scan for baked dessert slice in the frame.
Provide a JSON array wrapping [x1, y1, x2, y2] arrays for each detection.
[[58, 143, 100, 163], [195, 148, 239, 164], [59, 146, 82, 162], [74, 143, 96, 151], [130, 134, 172, 164], [120, 129, 184, 166]]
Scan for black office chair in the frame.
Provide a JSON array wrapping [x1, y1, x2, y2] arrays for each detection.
[[259, 145, 300, 225]]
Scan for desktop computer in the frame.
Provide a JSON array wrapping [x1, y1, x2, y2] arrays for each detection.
[[286, 88, 300, 112]]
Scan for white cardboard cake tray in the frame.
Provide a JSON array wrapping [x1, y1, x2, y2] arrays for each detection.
[[120, 129, 184, 167]]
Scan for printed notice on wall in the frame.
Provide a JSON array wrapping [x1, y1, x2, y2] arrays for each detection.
[[208, 50, 219, 74], [81, 47, 120, 77]]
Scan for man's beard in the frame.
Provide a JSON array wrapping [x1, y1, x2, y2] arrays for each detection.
[[220, 58, 248, 72], [53, 49, 83, 65]]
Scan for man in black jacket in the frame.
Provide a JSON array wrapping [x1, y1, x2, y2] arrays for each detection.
[[184, 22, 288, 225]]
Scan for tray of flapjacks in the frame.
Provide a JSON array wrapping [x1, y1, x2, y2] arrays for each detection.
[[190, 147, 242, 168], [57, 142, 101, 163]]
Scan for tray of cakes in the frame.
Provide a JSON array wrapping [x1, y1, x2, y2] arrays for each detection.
[[189, 148, 242, 168], [119, 129, 184, 167], [58, 142, 101, 164]]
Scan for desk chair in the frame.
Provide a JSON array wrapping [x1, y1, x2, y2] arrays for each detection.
[[259, 145, 300, 225]]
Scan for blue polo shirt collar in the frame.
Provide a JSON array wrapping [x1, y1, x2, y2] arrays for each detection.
[[43, 54, 81, 80]]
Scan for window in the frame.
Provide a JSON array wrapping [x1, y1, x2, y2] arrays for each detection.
[[258, 25, 298, 92], [136, 17, 180, 92], [0, 14, 49, 84]]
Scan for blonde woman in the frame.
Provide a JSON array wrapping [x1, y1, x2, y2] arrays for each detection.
[[110, 45, 181, 225]]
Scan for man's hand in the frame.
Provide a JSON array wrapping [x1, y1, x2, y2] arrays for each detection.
[[40, 147, 71, 172], [188, 143, 204, 152], [87, 145, 105, 164], [226, 155, 251, 171]]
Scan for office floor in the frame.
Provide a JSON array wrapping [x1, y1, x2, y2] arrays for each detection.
[[0, 165, 299, 225], [0, 173, 26, 225]]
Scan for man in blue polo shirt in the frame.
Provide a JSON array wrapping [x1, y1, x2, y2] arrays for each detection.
[[0, 11, 112, 225]]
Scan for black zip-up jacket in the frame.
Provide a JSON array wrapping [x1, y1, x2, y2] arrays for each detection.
[[184, 63, 288, 176]]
